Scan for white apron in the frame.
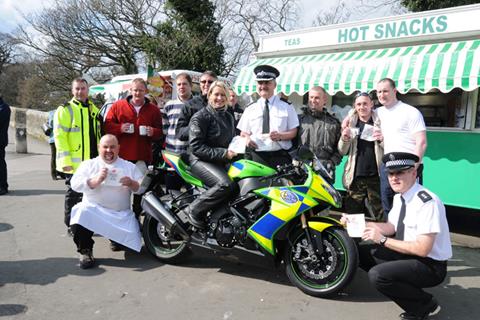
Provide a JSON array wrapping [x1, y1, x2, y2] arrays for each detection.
[[70, 200, 142, 252]]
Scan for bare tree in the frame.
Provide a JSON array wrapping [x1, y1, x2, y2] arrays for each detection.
[[18, 0, 165, 78], [312, 1, 352, 26], [0, 33, 18, 75], [359, 0, 408, 15], [215, 0, 300, 76]]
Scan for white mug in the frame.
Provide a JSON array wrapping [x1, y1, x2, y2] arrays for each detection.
[[139, 125, 147, 136], [125, 123, 134, 133]]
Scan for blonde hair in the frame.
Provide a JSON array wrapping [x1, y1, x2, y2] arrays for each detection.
[[207, 81, 230, 102]]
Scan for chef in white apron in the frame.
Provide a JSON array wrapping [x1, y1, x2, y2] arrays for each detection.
[[70, 134, 143, 268]]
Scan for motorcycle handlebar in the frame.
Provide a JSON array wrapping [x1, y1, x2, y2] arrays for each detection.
[[259, 163, 304, 182]]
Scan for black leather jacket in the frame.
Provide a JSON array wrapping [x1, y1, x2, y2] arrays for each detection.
[[298, 106, 342, 166], [176, 95, 207, 141], [189, 105, 235, 164]]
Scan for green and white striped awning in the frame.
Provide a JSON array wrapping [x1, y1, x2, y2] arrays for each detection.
[[235, 39, 480, 95]]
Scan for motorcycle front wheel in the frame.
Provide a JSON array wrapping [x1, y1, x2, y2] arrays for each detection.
[[284, 227, 358, 298], [142, 214, 189, 263]]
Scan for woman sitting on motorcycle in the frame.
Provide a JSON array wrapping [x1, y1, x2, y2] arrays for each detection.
[[180, 81, 238, 229]]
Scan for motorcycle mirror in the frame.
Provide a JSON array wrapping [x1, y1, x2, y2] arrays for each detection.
[[296, 145, 314, 161]]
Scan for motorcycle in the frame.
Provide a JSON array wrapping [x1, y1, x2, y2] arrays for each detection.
[[140, 147, 358, 298]]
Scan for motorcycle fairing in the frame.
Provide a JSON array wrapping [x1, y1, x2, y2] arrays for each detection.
[[162, 151, 204, 187], [308, 218, 341, 232], [304, 165, 341, 208], [248, 186, 318, 255], [228, 159, 276, 180]]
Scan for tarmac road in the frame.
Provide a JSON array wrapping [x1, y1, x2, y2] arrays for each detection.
[[1, 135, 480, 320]]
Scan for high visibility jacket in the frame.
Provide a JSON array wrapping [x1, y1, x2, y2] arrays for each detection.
[[54, 98, 100, 173]]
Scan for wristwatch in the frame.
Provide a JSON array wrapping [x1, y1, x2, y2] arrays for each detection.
[[380, 236, 388, 246]]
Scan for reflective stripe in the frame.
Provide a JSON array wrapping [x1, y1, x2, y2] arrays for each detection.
[[71, 157, 82, 163], [56, 151, 71, 158], [55, 124, 80, 132], [66, 104, 74, 122]]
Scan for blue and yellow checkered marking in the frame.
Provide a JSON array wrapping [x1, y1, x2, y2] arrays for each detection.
[[306, 174, 335, 204], [228, 161, 245, 179], [248, 186, 319, 255], [232, 162, 244, 170], [250, 213, 284, 239]]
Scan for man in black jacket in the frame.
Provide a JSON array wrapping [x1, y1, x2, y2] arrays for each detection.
[[0, 96, 11, 195], [298, 86, 341, 184], [175, 71, 217, 143]]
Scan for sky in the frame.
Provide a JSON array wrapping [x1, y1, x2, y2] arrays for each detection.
[[0, 0, 51, 33], [0, 0, 401, 33]]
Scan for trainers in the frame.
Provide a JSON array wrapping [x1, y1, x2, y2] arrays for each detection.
[[79, 249, 95, 269], [399, 298, 438, 320]]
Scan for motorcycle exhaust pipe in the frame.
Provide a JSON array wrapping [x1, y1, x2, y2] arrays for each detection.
[[141, 191, 190, 240]]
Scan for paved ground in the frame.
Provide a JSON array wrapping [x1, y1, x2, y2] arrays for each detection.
[[1, 134, 480, 320]]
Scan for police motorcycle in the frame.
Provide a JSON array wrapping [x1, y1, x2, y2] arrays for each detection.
[[140, 147, 358, 297]]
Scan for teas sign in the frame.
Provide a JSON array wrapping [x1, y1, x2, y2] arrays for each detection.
[[338, 16, 448, 43]]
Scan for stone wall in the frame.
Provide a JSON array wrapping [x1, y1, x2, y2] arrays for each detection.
[[9, 107, 50, 143]]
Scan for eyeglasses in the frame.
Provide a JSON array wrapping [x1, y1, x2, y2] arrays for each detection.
[[200, 80, 214, 84]]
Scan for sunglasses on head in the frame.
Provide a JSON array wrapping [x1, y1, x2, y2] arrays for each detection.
[[355, 91, 370, 98], [200, 80, 214, 84]]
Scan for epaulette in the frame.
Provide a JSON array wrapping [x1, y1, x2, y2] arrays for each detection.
[[244, 101, 255, 110], [417, 190, 432, 203], [280, 97, 292, 105]]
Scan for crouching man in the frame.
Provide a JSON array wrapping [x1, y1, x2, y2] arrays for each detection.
[[70, 134, 143, 269], [343, 152, 452, 320]]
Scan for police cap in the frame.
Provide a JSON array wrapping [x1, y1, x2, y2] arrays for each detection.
[[382, 152, 419, 172], [253, 65, 280, 81]]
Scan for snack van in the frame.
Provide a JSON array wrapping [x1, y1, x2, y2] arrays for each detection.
[[89, 69, 205, 106], [90, 69, 231, 121], [234, 4, 480, 211]]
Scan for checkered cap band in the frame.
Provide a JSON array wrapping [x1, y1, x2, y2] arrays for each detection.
[[256, 71, 276, 80], [385, 159, 416, 168]]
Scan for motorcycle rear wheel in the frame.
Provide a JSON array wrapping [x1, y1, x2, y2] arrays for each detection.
[[142, 214, 189, 263], [285, 227, 358, 298]]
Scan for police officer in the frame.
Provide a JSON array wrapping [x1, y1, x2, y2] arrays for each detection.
[[55, 78, 101, 233], [237, 65, 299, 168], [343, 152, 451, 320]]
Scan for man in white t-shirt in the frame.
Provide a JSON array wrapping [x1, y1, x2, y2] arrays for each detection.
[[342, 152, 451, 320], [70, 134, 143, 269], [373, 78, 427, 213], [237, 65, 299, 168]]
